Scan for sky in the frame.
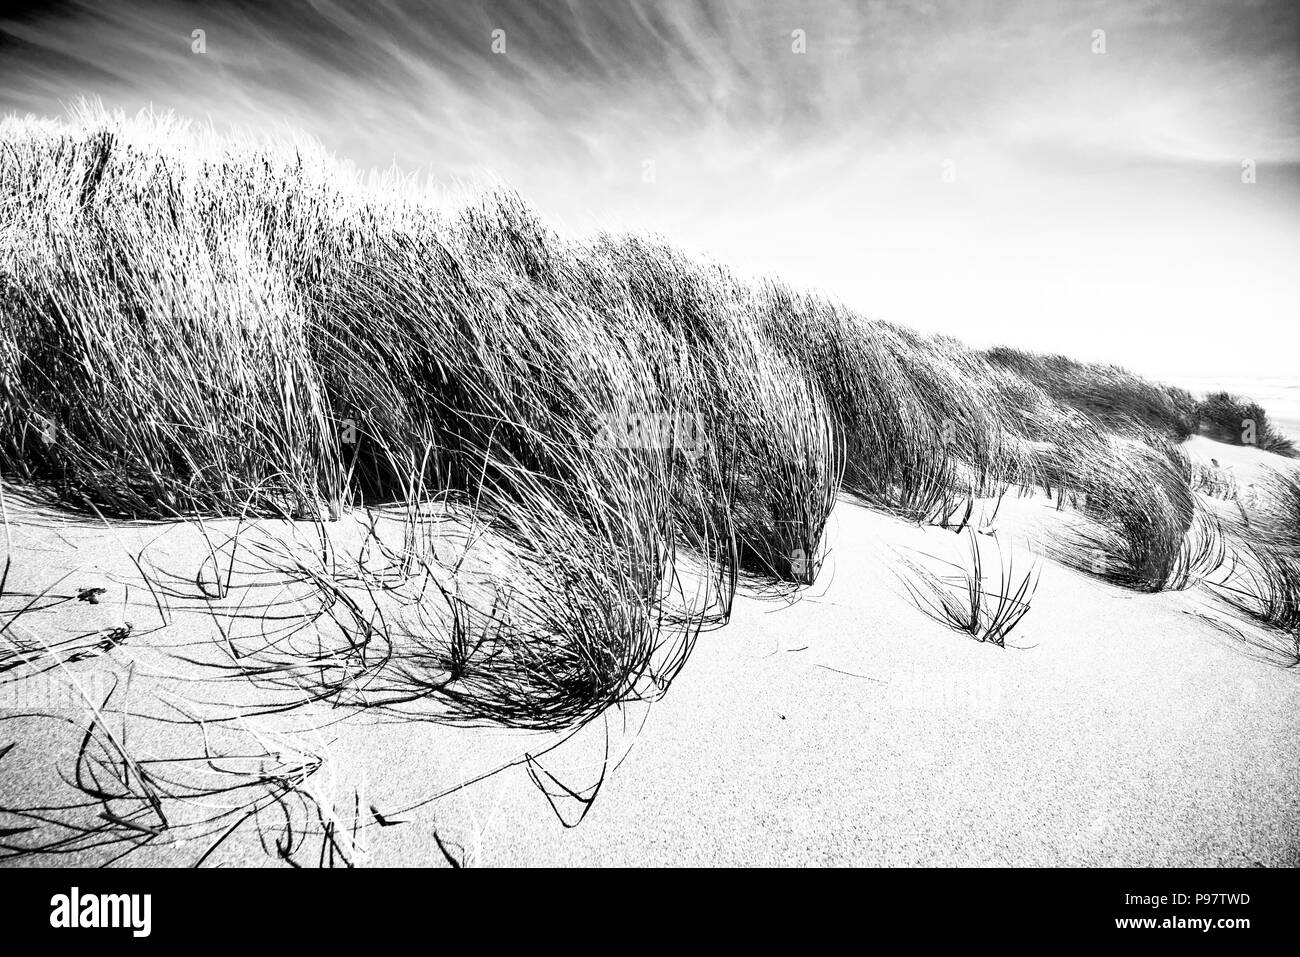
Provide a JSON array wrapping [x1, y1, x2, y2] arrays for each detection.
[[1, 0, 1297, 376]]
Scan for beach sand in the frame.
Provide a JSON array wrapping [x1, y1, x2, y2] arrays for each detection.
[[1, 438, 1297, 867]]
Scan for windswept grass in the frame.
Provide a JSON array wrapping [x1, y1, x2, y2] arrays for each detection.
[[1239, 468, 1300, 551], [1212, 467, 1300, 664], [1211, 544, 1300, 666], [1197, 392, 1298, 457], [985, 346, 1200, 440], [2, 103, 1295, 744], [1036, 430, 1227, 591]]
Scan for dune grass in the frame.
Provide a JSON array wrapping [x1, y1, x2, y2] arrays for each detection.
[[1191, 461, 1239, 500], [985, 346, 1200, 440], [896, 529, 1040, 647], [1211, 544, 1300, 666], [1197, 392, 1298, 457], [1032, 426, 1230, 595], [2, 104, 1294, 742], [1240, 468, 1300, 551], [1211, 468, 1300, 663]]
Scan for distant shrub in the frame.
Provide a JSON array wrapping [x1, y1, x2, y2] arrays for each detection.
[[1196, 392, 1298, 457]]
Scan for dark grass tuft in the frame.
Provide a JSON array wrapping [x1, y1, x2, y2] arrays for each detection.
[[895, 529, 1040, 647]]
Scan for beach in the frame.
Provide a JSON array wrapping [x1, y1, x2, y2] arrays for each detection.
[[3, 437, 1296, 868]]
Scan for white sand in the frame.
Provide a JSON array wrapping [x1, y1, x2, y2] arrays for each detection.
[[1, 453, 1297, 867], [1184, 433, 1298, 486]]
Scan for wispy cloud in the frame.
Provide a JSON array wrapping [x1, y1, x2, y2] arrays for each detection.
[[2, 0, 1297, 374]]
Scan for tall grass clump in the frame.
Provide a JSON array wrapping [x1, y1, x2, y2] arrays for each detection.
[[581, 236, 844, 584], [753, 283, 1021, 524], [1037, 429, 1224, 590], [0, 115, 347, 515], [984, 347, 1200, 440], [1252, 469, 1300, 550], [1195, 392, 1298, 457], [1212, 545, 1300, 665], [1213, 467, 1300, 662]]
